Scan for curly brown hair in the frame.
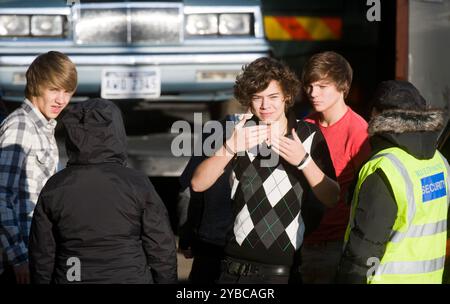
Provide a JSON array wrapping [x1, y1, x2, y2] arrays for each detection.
[[234, 57, 300, 110]]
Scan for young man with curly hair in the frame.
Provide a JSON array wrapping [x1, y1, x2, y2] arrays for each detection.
[[191, 57, 339, 284]]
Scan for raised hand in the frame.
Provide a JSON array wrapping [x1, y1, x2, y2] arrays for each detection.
[[225, 114, 269, 155], [271, 128, 307, 167]]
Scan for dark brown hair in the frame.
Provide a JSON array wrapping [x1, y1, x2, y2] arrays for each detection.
[[234, 57, 300, 109], [25, 51, 78, 99], [301, 51, 353, 98]]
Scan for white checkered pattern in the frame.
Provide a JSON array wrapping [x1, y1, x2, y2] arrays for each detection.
[[263, 164, 292, 207], [0, 99, 58, 273], [234, 205, 253, 245], [285, 213, 305, 249]]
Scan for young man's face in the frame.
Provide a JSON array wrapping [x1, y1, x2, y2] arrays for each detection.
[[306, 80, 344, 113], [250, 80, 287, 124], [31, 87, 73, 120]]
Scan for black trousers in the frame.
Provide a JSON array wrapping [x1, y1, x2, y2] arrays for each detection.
[[189, 240, 225, 284], [218, 270, 290, 284], [0, 266, 17, 284]]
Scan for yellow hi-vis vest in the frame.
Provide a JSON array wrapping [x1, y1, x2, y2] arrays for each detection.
[[344, 147, 450, 284]]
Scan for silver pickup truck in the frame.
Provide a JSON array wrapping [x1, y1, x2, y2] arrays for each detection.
[[0, 0, 270, 175]]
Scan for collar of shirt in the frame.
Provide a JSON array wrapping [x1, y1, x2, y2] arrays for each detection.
[[22, 98, 57, 135]]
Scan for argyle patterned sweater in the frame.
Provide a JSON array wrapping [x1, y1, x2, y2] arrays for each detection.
[[225, 114, 336, 266]]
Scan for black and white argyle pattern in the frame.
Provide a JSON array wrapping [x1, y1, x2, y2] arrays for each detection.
[[230, 131, 315, 252]]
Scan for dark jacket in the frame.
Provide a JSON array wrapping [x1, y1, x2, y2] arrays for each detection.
[[337, 108, 446, 283], [178, 117, 234, 251], [178, 155, 233, 249], [29, 99, 177, 284]]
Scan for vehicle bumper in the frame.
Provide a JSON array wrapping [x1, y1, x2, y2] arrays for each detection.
[[0, 52, 269, 102]]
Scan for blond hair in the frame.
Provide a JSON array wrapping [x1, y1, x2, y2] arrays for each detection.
[[25, 51, 77, 99]]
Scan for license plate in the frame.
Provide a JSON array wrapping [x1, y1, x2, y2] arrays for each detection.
[[101, 68, 161, 99]]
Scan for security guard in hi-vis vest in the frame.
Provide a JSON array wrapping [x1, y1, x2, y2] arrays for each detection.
[[337, 80, 450, 284]]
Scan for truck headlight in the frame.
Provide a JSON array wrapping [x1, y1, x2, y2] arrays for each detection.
[[219, 14, 251, 35], [0, 15, 30, 36], [31, 15, 63, 36], [186, 14, 218, 35]]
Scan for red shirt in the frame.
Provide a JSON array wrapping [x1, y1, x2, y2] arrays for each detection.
[[304, 107, 371, 243]]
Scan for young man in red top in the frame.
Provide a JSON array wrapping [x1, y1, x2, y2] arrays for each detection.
[[300, 51, 371, 283]]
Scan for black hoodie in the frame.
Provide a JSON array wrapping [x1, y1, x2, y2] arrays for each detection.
[[336, 108, 446, 284], [29, 99, 177, 284]]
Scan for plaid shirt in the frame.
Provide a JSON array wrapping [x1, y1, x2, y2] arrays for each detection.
[[0, 99, 58, 273]]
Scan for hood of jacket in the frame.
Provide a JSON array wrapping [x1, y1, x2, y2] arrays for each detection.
[[61, 98, 127, 166], [368, 108, 446, 159]]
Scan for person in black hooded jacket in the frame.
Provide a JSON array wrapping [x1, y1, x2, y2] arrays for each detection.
[[336, 80, 449, 283], [28, 98, 177, 284]]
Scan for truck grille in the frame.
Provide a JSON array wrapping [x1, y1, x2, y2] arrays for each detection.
[[75, 6, 182, 45]]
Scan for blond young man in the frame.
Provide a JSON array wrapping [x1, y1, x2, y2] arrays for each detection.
[[0, 51, 77, 284], [300, 51, 371, 283]]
